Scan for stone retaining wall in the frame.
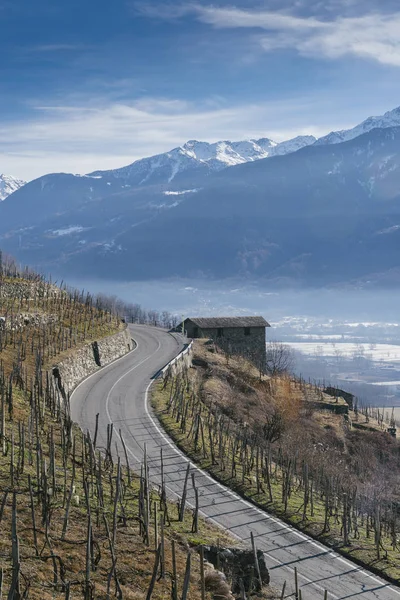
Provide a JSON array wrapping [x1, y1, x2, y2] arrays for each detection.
[[0, 279, 61, 300], [311, 400, 349, 415], [161, 342, 193, 380], [52, 327, 132, 399], [0, 311, 59, 331]]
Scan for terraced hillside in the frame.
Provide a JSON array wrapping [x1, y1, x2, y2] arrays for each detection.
[[153, 339, 400, 583], [0, 255, 278, 599]]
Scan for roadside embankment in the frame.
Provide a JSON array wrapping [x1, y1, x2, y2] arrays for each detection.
[[52, 327, 133, 398], [152, 339, 400, 583]]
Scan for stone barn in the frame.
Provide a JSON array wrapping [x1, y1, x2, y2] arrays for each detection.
[[176, 316, 270, 370]]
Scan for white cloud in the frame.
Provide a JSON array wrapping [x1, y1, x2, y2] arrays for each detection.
[[197, 7, 324, 31], [0, 95, 340, 180], [192, 6, 400, 67], [2, 85, 399, 181], [132, 2, 194, 21], [31, 44, 88, 52]]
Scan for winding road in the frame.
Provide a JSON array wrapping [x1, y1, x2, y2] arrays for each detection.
[[70, 325, 400, 600]]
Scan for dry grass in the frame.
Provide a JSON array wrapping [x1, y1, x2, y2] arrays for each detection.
[[0, 384, 268, 599], [193, 340, 386, 434], [152, 340, 400, 582], [1, 276, 263, 599]]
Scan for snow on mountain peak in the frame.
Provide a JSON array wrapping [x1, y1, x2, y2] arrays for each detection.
[[0, 174, 26, 201], [88, 134, 317, 187], [270, 135, 317, 155], [316, 106, 400, 146], [180, 135, 316, 168]]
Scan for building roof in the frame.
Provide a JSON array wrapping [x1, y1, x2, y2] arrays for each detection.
[[185, 316, 270, 328]]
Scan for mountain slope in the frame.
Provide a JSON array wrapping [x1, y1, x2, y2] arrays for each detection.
[[0, 173, 25, 201], [92, 126, 400, 285], [1, 126, 400, 287], [0, 134, 315, 235]]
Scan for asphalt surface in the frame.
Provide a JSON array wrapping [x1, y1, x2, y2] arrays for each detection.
[[71, 324, 400, 600]]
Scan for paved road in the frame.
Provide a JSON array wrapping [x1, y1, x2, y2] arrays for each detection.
[[71, 325, 400, 600]]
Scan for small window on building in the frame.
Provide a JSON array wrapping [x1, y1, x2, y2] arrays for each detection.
[[193, 327, 199, 338], [244, 327, 251, 336], [217, 328, 224, 338]]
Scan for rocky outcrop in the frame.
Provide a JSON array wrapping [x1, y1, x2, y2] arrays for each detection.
[[202, 546, 270, 594], [204, 570, 234, 600], [52, 327, 132, 399]]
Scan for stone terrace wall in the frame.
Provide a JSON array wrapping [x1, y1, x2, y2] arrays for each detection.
[[0, 312, 59, 331], [52, 327, 132, 399], [0, 279, 61, 300]]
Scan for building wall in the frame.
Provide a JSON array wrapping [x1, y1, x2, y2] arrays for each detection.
[[185, 321, 266, 370], [184, 321, 201, 338]]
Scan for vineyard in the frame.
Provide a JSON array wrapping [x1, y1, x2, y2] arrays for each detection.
[[153, 339, 400, 583], [0, 254, 280, 599]]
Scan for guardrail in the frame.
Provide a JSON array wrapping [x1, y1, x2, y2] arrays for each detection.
[[160, 340, 194, 380]]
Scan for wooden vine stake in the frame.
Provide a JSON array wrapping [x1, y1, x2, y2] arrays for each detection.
[[179, 463, 191, 522], [171, 540, 178, 600], [200, 545, 206, 600], [294, 567, 299, 600], [250, 531, 262, 591], [181, 552, 191, 600], [145, 544, 161, 600], [280, 580, 286, 600]]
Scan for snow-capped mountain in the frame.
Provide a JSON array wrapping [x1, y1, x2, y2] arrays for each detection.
[[0, 174, 26, 201], [1, 124, 400, 287], [316, 106, 400, 146], [89, 135, 316, 186]]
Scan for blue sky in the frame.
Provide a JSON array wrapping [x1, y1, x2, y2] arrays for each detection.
[[2, 0, 400, 180]]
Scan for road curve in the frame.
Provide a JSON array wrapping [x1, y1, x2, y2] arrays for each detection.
[[71, 325, 400, 600]]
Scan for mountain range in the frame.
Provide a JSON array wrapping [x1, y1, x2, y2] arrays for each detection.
[[1, 106, 400, 288], [88, 134, 318, 187]]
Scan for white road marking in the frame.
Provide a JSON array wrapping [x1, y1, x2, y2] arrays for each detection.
[[70, 330, 139, 404]]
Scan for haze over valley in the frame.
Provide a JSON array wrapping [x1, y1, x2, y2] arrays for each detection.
[[2, 104, 400, 406]]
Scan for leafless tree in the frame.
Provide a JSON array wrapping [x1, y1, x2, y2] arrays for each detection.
[[265, 341, 294, 377]]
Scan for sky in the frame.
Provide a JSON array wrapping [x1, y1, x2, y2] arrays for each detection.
[[2, 0, 400, 181]]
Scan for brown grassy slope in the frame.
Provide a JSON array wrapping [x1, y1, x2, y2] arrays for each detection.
[[152, 340, 400, 582], [0, 392, 236, 600], [0, 276, 279, 599], [194, 339, 385, 434]]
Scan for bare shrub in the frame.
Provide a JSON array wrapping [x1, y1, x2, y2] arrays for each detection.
[[265, 341, 294, 376]]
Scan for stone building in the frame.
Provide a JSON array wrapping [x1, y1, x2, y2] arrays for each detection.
[[175, 316, 270, 370]]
